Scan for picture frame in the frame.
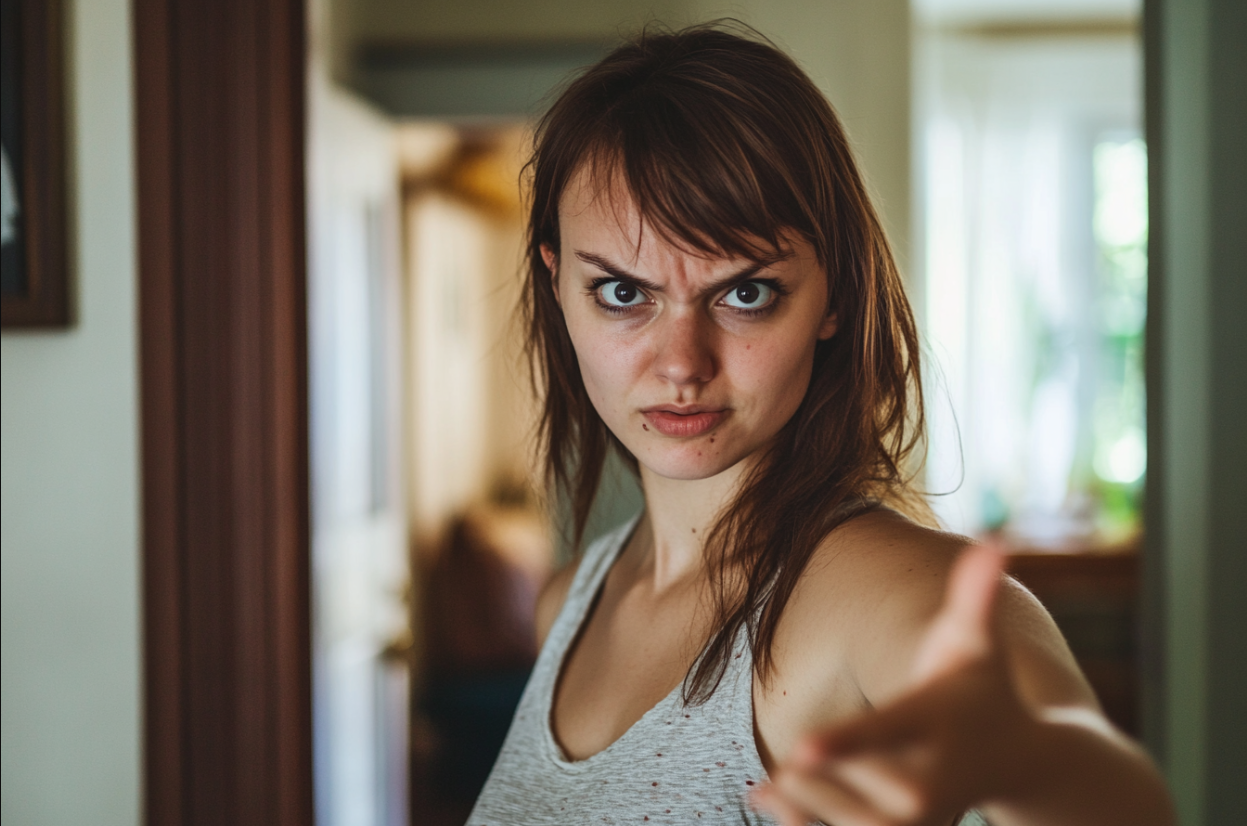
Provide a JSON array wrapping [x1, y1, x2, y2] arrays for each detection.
[[2, 0, 70, 328]]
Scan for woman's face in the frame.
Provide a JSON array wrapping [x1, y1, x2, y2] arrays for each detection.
[[546, 170, 838, 483]]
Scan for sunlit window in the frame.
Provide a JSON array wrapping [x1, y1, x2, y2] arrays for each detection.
[[918, 29, 1145, 548], [1091, 137, 1147, 536]]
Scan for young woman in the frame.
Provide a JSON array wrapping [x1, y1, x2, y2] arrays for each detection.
[[468, 24, 1174, 826]]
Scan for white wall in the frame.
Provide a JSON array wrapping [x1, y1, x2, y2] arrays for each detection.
[[0, 0, 140, 823]]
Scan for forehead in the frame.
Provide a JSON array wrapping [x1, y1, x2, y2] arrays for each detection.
[[556, 164, 781, 275]]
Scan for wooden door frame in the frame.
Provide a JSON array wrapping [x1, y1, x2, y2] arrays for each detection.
[[133, 1, 313, 824]]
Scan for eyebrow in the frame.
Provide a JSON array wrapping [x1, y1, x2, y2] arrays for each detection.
[[572, 249, 795, 296]]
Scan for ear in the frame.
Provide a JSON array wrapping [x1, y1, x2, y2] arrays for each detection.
[[817, 310, 839, 341], [540, 243, 561, 307]]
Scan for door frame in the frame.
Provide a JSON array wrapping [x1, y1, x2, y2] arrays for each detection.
[[133, 1, 313, 823]]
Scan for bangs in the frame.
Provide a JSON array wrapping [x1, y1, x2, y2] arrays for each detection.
[[540, 41, 829, 267]]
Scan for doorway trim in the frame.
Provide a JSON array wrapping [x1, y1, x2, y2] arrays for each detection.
[[133, 1, 313, 823]]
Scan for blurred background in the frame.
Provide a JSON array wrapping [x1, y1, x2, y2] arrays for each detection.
[[3, 0, 1243, 825], [304, 2, 1149, 821]]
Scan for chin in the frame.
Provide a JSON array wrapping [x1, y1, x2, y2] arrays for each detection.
[[632, 440, 750, 482]]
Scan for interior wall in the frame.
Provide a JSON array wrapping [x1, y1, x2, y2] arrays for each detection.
[[0, 0, 140, 824]]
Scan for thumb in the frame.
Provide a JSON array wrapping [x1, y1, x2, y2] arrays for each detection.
[[910, 543, 1005, 685]]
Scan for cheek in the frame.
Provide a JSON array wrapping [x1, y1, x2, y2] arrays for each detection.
[[565, 322, 646, 412], [727, 332, 817, 412]]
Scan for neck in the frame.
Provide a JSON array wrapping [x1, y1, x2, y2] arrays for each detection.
[[633, 458, 754, 591]]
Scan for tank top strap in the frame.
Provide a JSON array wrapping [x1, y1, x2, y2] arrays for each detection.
[[538, 513, 642, 673]]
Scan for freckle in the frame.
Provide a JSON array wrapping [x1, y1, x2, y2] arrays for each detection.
[[783, 691, 787, 696], [709, 437, 715, 443]]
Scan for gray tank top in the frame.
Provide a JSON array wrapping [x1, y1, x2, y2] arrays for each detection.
[[469, 515, 988, 826]]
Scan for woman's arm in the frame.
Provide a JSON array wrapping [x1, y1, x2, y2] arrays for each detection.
[[754, 539, 1174, 826]]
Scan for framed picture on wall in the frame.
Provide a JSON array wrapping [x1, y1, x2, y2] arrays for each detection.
[[2, 0, 70, 328]]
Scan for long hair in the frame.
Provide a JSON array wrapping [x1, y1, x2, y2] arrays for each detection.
[[522, 22, 928, 703]]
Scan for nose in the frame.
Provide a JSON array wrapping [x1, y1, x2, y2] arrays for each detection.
[[653, 309, 716, 387]]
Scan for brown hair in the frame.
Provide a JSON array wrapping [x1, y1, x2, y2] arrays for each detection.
[[522, 22, 928, 702]]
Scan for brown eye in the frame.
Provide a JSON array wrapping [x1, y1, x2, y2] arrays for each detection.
[[598, 280, 645, 308], [722, 281, 774, 310], [735, 284, 759, 304]]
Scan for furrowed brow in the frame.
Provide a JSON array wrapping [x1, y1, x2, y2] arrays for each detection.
[[697, 249, 796, 297], [573, 251, 663, 291], [573, 249, 795, 296]]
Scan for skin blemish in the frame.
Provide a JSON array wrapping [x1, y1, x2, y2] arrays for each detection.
[[746, 780, 755, 786], [656, 753, 662, 757], [642, 423, 649, 430], [716, 762, 726, 767], [709, 437, 715, 443], [652, 782, 659, 787]]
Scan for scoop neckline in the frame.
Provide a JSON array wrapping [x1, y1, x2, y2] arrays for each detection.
[[541, 513, 695, 770]]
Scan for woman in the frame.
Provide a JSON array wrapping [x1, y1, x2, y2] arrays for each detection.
[[469, 23, 1173, 826]]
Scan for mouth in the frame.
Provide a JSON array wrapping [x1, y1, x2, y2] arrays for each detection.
[[641, 406, 728, 438]]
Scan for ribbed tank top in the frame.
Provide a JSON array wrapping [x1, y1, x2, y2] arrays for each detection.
[[469, 514, 989, 826]]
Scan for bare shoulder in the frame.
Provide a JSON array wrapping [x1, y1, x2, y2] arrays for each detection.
[[535, 563, 578, 649], [773, 507, 1097, 711]]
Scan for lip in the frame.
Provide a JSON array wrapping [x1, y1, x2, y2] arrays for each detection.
[[641, 406, 727, 438]]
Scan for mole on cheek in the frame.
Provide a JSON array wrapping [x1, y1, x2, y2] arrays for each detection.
[[642, 424, 649, 431]]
